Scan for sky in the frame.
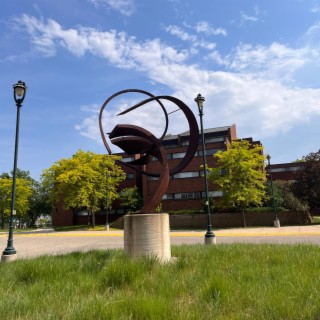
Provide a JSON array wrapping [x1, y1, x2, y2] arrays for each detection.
[[1, 0, 320, 180]]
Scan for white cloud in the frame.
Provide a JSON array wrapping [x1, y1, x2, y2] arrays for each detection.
[[304, 21, 320, 49], [240, 6, 261, 25], [225, 42, 313, 83], [205, 50, 228, 66], [16, 14, 188, 66], [88, 0, 136, 16], [14, 15, 320, 144], [165, 24, 217, 51], [240, 12, 258, 23], [311, 5, 320, 13], [166, 25, 197, 42], [195, 21, 227, 36], [75, 99, 175, 150]]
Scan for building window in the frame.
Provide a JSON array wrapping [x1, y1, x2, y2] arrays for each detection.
[[270, 167, 286, 173], [201, 191, 224, 198], [163, 141, 179, 148], [126, 173, 134, 180], [181, 192, 198, 199], [148, 176, 160, 181], [205, 137, 225, 143], [167, 152, 186, 159], [122, 157, 134, 163], [162, 193, 174, 200], [172, 152, 186, 159], [194, 192, 201, 198], [289, 166, 303, 171], [198, 148, 221, 156], [172, 171, 200, 179], [173, 192, 202, 200], [270, 166, 303, 173]]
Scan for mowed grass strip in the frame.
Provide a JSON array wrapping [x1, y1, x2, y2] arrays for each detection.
[[0, 244, 320, 319]]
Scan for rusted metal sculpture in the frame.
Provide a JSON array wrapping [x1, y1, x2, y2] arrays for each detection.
[[99, 89, 199, 213]]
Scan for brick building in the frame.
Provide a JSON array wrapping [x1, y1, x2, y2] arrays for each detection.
[[268, 162, 305, 182], [52, 124, 304, 226]]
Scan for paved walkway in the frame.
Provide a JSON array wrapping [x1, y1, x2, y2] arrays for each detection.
[[1, 225, 320, 260], [2, 224, 320, 236]]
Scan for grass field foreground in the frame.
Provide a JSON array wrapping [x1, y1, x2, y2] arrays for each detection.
[[0, 244, 320, 319]]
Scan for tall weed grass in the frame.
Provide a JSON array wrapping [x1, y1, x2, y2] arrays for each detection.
[[1, 244, 320, 319]]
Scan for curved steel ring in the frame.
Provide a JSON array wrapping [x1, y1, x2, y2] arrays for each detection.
[[99, 89, 169, 154], [99, 90, 199, 178]]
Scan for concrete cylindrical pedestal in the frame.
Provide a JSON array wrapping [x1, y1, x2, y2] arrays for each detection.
[[274, 218, 281, 228], [1, 254, 17, 263], [124, 213, 171, 262]]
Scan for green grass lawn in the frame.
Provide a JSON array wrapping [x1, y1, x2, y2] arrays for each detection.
[[1, 244, 320, 319], [0, 228, 36, 233]]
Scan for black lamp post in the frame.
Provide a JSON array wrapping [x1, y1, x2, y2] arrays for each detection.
[[266, 154, 280, 228], [194, 93, 216, 245], [105, 171, 110, 231], [2, 80, 27, 262]]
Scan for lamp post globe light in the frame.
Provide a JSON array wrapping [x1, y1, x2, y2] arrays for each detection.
[[1, 80, 27, 263], [194, 93, 216, 245], [266, 154, 280, 228]]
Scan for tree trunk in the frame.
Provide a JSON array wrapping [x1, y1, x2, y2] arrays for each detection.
[[1, 212, 4, 229], [91, 210, 95, 228], [30, 213, 36, 228], [242, 206, 247, 228]]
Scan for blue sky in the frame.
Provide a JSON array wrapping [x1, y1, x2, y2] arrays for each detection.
[[1, 0, 320, 180]]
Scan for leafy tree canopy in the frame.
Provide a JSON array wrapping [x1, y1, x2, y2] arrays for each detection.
[[119, 186, 143, 213], [265, 181, 309, 212], [0, 169, 51, 226], [41, 150, 125, 226], [292, 149, 320, 210], [0, 177, 32, 220], [208, 140, 267, 208]]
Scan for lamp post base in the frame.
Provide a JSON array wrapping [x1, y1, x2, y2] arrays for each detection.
[[1, 253, 17, 263], [104, 224, 110, 231], [204, 231, 216, 245], [274, 218, 281, 228]]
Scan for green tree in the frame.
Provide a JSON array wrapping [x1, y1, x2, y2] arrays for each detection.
[[265, 181, 309, 212], [1, 169, 51, 227], [28, 180, 52, 227], [119, 186, 143, 213], [0, 177, 32, 228], [207, 140, 267, 226], [42, 150, 125, 227], [291, 150, 320, 212]]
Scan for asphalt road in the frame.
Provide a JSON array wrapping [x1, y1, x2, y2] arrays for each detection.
[[1, 225, 320, 260]]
